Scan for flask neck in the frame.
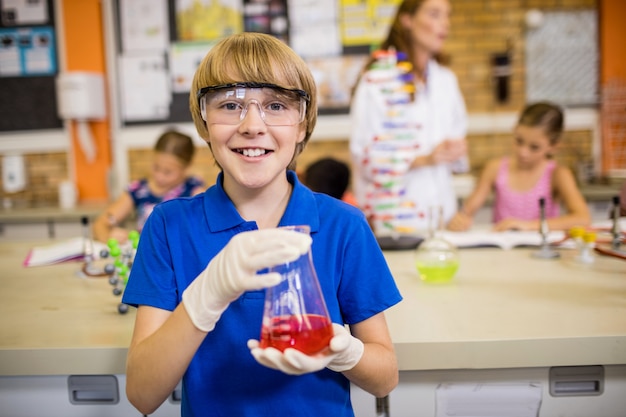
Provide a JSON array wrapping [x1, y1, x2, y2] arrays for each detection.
[[427, 205, 445, 238]]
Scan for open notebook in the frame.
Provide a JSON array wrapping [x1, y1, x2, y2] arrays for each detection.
[[24, 237, 107, 267], [440, 218, 626, 250], [437, 229, 568, 250]]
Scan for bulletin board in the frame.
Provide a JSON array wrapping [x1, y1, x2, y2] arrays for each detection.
[[111, 0, 400, 126], [0, 0, 61, 132], [525, 10, 598, 107]]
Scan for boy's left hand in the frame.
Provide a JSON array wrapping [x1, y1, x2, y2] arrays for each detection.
[[247, 323, 364, 375]]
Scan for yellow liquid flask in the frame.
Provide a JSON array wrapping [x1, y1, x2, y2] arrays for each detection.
[[415, 206, 459, 283], [260, 225, 333, 355]]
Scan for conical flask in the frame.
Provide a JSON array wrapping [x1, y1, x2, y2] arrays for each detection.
[[259, 225, 333, 355]]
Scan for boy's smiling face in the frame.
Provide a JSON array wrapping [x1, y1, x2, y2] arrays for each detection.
[[205, 86, 306, 193]]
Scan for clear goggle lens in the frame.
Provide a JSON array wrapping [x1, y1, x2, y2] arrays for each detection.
[[198, 83, 308, 126]]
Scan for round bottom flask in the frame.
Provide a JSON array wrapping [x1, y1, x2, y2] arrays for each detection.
[[415, 207, 459, 283], [415, 235, 459, 283]]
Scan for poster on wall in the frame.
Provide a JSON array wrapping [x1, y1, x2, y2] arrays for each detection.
[[339, 0, 399, 49], [243, 0, 289, 43], [288, 0, 341, 58], [176, 0, 243, 41], [0, 26, 56, 77], [0, 0, 49, 26], [119, 0, 169, 53], [117, 0, 171, 121], [170, 40, 215, 93], [118, 53, 171, 121]]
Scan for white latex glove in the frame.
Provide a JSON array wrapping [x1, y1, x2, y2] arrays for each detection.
[[247, 323, 364, 375], [182, 229, 312, 332]]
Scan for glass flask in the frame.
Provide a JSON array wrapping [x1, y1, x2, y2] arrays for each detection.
[[259, 225, 333, 355], [414, 206, 459, 283]]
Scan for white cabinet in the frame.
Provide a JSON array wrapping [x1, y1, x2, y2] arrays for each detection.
[[385, 366, 626, 417], [0, 375, 381, 417], [0, 375, 180, 417]]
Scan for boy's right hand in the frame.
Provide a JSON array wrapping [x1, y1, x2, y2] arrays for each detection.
[[182, 229, 312, 332]]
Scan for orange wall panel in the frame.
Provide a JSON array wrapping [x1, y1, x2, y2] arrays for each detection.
[[61, 0, 111, 202], [599, 0, 626, 174], [600, 0, 626, 81]]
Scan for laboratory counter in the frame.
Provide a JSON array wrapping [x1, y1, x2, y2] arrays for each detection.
[[385, 248, 626, 371], [3, 239, 626, 416], [0, 240, 134, 376], [1, 240, 625, 376], [0, 203, 106, 240], [580, 182, 625, 201], [0, 203, 105, 223]]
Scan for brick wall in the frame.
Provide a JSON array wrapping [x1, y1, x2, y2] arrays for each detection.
[[0, 153, 70, 208], [128, 145, 221, 188], [448, 0, 596, 113], [467, 129, 594, 176], [127, 139, 354, 186]]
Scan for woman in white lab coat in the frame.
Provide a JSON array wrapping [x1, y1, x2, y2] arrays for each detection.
[[350, 0, 468, 236]]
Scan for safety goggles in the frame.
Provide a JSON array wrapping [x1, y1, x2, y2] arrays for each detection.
[[197, 82, 309, 126]]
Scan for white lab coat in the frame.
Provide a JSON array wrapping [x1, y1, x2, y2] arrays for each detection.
[[350, 59, 468, 235]]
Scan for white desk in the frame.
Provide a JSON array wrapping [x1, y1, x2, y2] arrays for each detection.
[[382, 247, 626, 416], [1, 241, 625, 416], [0, 241, 148, 417], [385, 248, 626, 370]]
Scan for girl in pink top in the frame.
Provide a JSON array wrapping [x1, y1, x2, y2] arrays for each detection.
[[448, 102, 591, 232], [492, 157, 559, 222]]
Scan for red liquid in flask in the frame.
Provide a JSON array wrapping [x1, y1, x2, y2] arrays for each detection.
[[260, 314, 333, 355]]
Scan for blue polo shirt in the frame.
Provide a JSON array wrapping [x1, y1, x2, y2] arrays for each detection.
[[123, 170, 402, 417]]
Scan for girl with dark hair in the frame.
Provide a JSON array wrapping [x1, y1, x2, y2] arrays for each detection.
[[448, 102, 591, 231]]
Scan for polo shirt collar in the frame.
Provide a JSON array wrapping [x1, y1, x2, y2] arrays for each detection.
[[203, 170, 320, 234]]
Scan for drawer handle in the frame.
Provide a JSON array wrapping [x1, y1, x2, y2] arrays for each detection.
[[549, 365, 604, 397], [67, 375, 119, 405]]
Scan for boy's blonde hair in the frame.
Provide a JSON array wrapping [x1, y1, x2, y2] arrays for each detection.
[[189, 33, 318, 169]]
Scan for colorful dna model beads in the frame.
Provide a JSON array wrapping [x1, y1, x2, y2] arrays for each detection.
[[100, 231, 139, 314], [359, 48, 422, 236]]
